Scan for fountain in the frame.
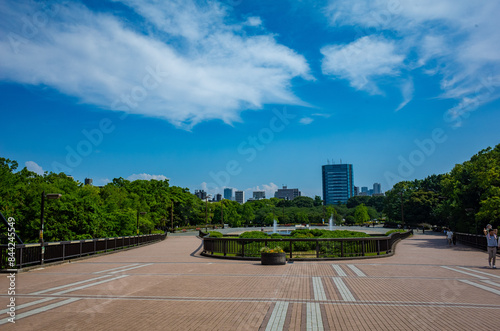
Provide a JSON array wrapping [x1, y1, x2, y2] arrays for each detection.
[[329, 214, 334, 231], [273, 219, 278, 233]]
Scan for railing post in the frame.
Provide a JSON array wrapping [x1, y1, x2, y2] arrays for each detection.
[[361, 241, 365, 256], [62, 243, 66, 260], [377, 240, 380, 255], [289, 240, 292, 259], [223, 240, 227, 257], [80, 241, 83, 257], [341, 241, 344, 257], [242, 240, 245, 257], [316, 240, 319, 258]]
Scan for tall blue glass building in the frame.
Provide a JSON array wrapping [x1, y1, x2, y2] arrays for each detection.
[[223, 188, 233, 200], [322, 164, 354, 205]]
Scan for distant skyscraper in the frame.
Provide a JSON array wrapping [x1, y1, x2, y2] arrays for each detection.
[[223, 188, 233, 200], [361, 186, 368, 194], [373, 183, 381, 195], [322, 164, 354, 205], [84, 178, 93, 185], [235, 190, 244, 204], [253, 191, 266, 200], [215, 193, 222, 202], [354, 186, 359, 196], [274, 186, 301, 200], [194, 190, 207, 200]]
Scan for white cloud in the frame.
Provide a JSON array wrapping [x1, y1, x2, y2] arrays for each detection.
[[299, 117, 314, 125], [0, 0, 312, 129], [127, 173, 169, 181], [311, 113, 331, 118], [25, 161, 44, 175], [244, 182, 279, 201], [324, 0, 500, 119], [321, 36, 405, 94], [395, 78, 414, 111], [245, 16, 263, 27]]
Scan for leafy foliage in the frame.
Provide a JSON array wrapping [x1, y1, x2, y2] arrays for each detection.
[[384, 144, 500, 233]]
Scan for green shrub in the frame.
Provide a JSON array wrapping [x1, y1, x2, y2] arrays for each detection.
[[239, 231, 269, 239], [208, 231, 223, 238]]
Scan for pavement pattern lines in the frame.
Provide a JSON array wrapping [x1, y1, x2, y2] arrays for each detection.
[[2, 234, 500, 330]]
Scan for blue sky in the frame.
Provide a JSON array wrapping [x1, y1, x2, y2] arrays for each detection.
[[1, 0, 499, 200]]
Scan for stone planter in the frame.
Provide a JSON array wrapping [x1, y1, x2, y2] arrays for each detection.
[[261, 252, 286, 265]]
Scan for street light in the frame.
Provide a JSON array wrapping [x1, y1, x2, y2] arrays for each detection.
[[40, 191, 62, 264], [221, 200, 224, 229], [400, 191, 405, 228], [170, 200, 175, 233], [137, 211, 147, 246], [205, 195, 212, 232]]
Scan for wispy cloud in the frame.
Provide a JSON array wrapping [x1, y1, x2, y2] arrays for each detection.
[[127, 173, 169, 181], [395, 78, 414, 111], [299, 117, 314, 125], [25, 161, 44, 175], [0, 0, 312, 129], [324, 0, 500, 118], [320, 36, 405, 95]]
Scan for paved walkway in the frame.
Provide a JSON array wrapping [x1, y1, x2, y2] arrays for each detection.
[[1, 233, 500, 330]]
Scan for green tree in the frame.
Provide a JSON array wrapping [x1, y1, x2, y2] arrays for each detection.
[[354, 204, 370, 225]]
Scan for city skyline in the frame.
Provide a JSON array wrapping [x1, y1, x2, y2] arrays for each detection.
[[1, 1, 499, 199]]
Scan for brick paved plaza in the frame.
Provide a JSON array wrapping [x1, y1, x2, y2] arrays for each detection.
[[1, 232, 500, 330]]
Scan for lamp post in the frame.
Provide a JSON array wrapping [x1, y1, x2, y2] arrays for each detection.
[[171, 200, 175, 233], [464, 208, 475, 246], [40, 191, 62, 264], [205, 195, 212, 232], [400, 191, 405, 228], [137, 211, 147, 246], [221, 200, 224, 229]]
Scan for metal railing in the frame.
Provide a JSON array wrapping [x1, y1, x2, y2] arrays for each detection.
[[456, 232, 500, 254], [0, 233, 167, 269], [202, 231, 411, 260]]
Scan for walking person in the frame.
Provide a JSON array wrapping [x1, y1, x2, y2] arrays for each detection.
[[447, 229, 453, 246], [484, 228, 497, 269]]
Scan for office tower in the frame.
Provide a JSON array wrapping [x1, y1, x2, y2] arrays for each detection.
[[322, 164, 354, 205], [84, 178, 93, 185], [274, 185, 301, 200], [223, 188, 233, 200], [194, 190, 207, 200], [235, 190, 244, 204], [373, 183, 381, 195], [253, 191, 266, 200], [215, 193, 222, 202]]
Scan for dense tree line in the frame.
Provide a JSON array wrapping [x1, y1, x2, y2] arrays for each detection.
[[0, 157, 383, 243], [2, 143, 497, 242], [384, 144, 500, 233], [0, 158, 203, 242]]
